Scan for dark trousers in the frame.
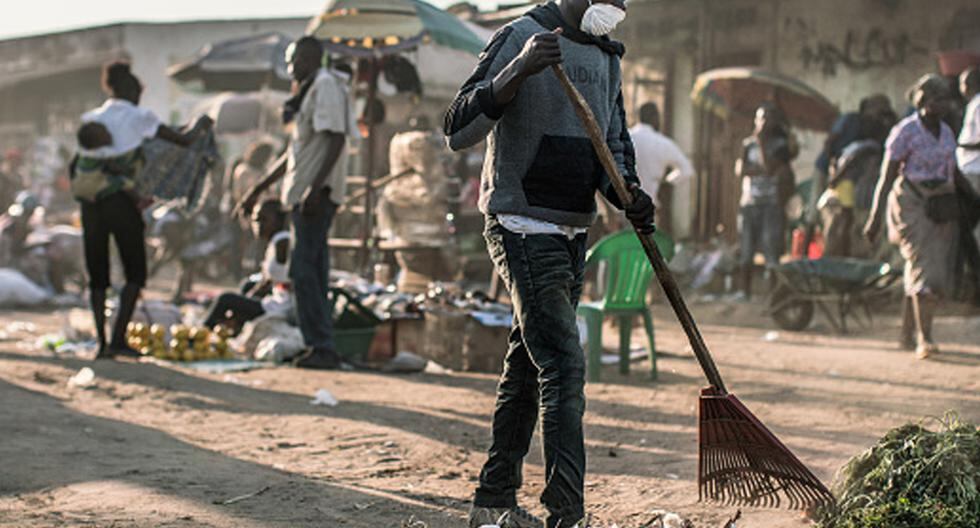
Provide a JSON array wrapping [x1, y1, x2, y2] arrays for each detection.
[[290, 196, 336, 351], [81, 192, 147, 289], [739, 203, 784, 268], [474, 217, 588, 528], [203, 293, 264, 329], [821, 206, 854, 258]]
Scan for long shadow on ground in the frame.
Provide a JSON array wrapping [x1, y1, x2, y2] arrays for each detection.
[[0, 378, 462, 528]]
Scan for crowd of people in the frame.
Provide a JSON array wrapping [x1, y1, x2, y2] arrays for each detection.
[[66, 37, 358, 368], [725, 69, 980, 360]]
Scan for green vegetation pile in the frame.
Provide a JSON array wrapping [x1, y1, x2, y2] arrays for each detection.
[[819, 413, 980, 528]]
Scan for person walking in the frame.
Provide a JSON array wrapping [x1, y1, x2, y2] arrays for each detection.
[[444, 1, 655, 526], [629, 101, 694, 230], [734, 103, 794, 299], [865, 74, 960, 359], [75, 61, 211, 359], [236, 37, 356, 370]]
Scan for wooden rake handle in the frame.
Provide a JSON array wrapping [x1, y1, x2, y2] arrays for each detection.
[[550, 64, 727, 393]]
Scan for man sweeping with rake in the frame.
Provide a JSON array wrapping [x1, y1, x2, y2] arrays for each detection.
[[444, 1, 655, 526], [448, 0, 837, 525]]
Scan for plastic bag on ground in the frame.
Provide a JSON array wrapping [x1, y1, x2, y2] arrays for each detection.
[[232, 313, 299, 359], [310, 389, 339, 407], [0, 268, 50, 307], [67, 367, 95, 388], [254, 334, 305, 363], [382, 351, 428, 373], [646, 510, 693, 528]]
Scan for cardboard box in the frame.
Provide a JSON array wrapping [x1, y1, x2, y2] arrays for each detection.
[[420, 308, 511, 373], [368, 316, 425, 363], [462, 316, 509, 373]]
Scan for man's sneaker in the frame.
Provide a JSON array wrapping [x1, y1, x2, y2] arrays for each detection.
[[468, 505, 543, 528], [557, 514, 592, 528]]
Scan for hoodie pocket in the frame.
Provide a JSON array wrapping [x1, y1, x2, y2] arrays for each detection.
[[522, 135, 600, 214]]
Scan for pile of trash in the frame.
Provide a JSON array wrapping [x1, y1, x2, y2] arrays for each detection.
[[820, 413, 980, 528], [332, 271, 510, 321], [461, 509, 735, 528], [666, 239, 739, 294]]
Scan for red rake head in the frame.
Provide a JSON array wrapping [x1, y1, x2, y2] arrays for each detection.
[[698, 387, 834, 510]]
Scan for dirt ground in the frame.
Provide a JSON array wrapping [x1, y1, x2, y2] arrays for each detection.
[[2, 293, 979, 528]]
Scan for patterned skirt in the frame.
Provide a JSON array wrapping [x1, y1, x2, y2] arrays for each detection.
[[886, 176, 958, 297]]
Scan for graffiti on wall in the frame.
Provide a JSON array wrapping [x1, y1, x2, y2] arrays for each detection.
[[786, 18, 929, 76]]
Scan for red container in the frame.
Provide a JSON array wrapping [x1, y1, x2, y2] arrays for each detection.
[[936, 50, 980, 77], [791, 227, 824, 260]]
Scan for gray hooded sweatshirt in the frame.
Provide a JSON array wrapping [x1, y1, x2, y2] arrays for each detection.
[[443, 2, 638, 228]]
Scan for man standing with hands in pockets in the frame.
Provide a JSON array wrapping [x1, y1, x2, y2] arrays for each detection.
[[444, 1, 655, 526]]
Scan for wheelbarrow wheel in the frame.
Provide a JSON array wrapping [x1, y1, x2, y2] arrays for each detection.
[[770, 284, 815, 331]]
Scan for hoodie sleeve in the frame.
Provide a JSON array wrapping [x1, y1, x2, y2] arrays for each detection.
[[443, 26, 521, 151], [600, 87, 640, 210]]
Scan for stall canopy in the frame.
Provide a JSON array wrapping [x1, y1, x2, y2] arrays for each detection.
[[307, 0, 485, 56], [169, 32, 292, 93], [691, 67, 839, 132]]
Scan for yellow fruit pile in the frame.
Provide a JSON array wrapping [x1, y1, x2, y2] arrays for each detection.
[[126, 323, 234, 362]]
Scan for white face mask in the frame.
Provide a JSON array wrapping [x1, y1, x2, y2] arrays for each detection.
[[580, 2, 626, 36]]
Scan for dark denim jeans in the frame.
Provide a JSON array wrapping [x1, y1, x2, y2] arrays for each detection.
[[290, 197, 336, 351], [474, 216, 588, 528], [739, 203, 784, 268]]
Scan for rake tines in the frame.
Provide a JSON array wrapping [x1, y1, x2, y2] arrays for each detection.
[[698, 387, 834, 510]]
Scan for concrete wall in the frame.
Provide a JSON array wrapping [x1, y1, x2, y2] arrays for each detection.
[[0, 17, 311, 185], [121, 18, 308, 124], [0, 18, 308, 141], [617, 0, 980, 240], [0, 26, 126, 145], [773, 0, 980, 185], [777, 0, 979, 114]]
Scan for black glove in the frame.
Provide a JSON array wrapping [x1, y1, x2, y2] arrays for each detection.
[[624, 184, 656, 234]]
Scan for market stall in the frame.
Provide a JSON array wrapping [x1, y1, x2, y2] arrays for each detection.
[[307, 0, 487, 273]]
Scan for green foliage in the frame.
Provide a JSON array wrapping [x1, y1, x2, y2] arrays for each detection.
[[833, 497, 975, 528], [820, 413, 980, 528]]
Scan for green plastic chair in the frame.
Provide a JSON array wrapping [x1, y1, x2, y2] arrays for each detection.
[[577, 229, 675, 382]]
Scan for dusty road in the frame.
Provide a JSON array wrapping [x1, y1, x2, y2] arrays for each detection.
[[2, 300, 979, 527]]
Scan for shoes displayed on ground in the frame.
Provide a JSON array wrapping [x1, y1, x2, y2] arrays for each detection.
[[292, 347, 346, 370], [468, 505, 543, 528], [915, 340, 939, 360]]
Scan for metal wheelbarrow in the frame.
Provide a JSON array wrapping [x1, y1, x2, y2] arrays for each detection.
[[768, 257, 901, 333]]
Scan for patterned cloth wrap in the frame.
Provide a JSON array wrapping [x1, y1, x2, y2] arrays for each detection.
[[71, 149, 144, 203], [138, 130, 219, 208]]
